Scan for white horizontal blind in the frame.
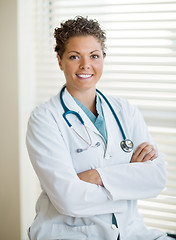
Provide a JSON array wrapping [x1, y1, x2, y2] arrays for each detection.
[[34, 0, 176, 233]]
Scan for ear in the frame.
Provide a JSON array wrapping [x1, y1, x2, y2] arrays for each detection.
[[57, 55, 63, 71]]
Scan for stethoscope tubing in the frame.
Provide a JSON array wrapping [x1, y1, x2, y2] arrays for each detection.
[[60, 86, 85, 127], [60, 86, 133, 153]]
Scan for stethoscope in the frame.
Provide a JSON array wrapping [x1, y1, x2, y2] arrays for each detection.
[[60, 85, 133, 153]]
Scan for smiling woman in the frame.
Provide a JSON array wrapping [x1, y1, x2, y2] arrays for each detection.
[[26, 16, 175, 240], [15, 0, 176, 239]]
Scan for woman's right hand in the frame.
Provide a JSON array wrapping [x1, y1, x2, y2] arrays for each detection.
[[130, 142, 158, 163]]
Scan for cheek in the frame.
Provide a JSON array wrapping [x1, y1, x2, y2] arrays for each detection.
[[96, 63, 104, 75], [63, 63, 74, 75], [63, 65, 78, 82]]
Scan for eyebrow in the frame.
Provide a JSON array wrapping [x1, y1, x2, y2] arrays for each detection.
[[67, 50, 100, 55]]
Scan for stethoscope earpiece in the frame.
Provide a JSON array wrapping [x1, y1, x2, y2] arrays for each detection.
[[95, 142, 101, 147], [76, 148, 83, 153], [76, 142, 101, 153]]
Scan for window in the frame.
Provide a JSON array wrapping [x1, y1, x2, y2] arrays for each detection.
[[33, 0, 176, 233]]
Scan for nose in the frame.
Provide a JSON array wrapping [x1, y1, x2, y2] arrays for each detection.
[[79, 57, 91, 70]]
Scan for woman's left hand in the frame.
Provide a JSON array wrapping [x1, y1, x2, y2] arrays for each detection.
[[78, 169, 104, 186], [130, 142, 158, 163]]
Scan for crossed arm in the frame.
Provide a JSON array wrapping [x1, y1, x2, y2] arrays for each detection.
[[78, 142, 158, 186]]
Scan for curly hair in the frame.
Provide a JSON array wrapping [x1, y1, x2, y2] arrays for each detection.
[[54, 16, 106, 58]]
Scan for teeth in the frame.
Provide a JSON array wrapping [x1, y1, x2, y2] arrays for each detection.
[[77, 74, 92, 78]]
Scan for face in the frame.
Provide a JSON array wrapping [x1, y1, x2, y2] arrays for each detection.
[[57, 35, 104, 95]]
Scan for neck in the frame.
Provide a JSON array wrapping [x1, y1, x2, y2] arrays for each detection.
[[66, 86, 98, 116]]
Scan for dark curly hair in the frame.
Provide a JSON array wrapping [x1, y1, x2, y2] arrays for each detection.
[[54, 16, 106, 59]]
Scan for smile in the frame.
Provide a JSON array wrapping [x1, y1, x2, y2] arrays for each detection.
[[76, 74, 93, 79]]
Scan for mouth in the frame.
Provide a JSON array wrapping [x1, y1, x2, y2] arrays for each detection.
[[76, 74, 93, 79]]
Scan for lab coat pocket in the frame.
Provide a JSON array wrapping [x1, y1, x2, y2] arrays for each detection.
[[50, 223, 97, 240]]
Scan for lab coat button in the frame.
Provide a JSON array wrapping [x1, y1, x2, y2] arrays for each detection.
[[105, 153, 111, 160], [111, 224, 117, 230]]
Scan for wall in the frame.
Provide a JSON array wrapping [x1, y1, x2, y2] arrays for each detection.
[[18, 0, 40, 239], [0, 0, 21, 239]]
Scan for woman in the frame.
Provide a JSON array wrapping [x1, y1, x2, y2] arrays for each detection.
[[26, 16, 172, 240]]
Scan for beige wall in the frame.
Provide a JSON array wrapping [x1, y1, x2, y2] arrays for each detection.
[[0, 0, 21, 239]]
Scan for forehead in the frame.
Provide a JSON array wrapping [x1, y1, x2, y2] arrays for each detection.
[[65, 35, 102, 53]]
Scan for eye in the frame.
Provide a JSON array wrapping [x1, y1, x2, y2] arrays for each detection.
[[91, 54, 99, 59], [69, 55, 79, 60]]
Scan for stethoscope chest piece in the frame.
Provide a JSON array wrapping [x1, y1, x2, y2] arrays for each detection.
[[120, 139, 133, 153]]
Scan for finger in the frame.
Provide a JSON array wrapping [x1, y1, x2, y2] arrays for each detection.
[[150, 153, 158, 161], [132, 142, 150, 162], [133, 142, 149, 158], [139, 144, 154, 160], [148, 149, 158, 160], [142, 148, 157, 162]]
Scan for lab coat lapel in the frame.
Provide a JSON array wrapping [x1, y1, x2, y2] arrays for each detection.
[[62, 88, 102, 137]]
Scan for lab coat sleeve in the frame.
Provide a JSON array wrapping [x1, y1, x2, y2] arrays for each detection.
[[97, 101, 167, 201], [26, 106, 126, 217]]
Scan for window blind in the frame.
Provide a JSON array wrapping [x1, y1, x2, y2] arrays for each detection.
[[34, 0, 176, 233]]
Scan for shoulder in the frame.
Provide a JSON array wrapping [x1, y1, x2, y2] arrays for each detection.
[[28, 94, 61, 125]]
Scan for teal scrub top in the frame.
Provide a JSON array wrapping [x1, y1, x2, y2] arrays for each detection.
[[73, 94, 107, 142]]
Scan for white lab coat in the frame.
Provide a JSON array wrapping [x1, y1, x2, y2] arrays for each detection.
[[26, 88, 169, 240]]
